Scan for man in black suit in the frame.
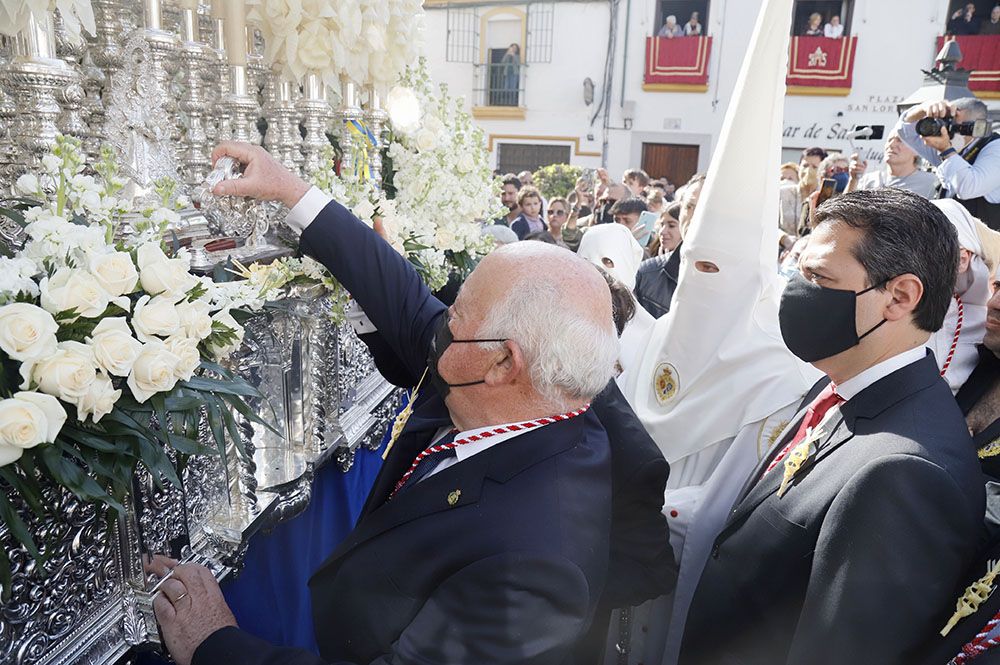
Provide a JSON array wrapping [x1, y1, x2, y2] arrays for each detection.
[[680, 189, 985, 665], [150, 143, 624, 665], [351, 268, 676, 665]]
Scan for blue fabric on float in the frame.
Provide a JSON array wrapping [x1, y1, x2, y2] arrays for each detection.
[[220, 433, 387, 653]]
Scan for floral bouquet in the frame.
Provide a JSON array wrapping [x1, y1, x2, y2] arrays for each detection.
[[0, 136, 275, 598], [247, 0, 424, 91]]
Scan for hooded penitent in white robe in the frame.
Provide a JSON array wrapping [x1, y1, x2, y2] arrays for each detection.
[[578, 224, 656, 391], [928, 199, 990, 394], [614, 0, 821, 662]]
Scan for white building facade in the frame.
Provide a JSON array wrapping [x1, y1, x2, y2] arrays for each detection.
[[421, 0, 1000, 185]]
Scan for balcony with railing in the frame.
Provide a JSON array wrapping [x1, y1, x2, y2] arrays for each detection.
[[643, 35, 713, 92], [472, 62, 528, 120]]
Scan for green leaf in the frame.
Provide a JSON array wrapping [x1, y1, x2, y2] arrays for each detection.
[[0, 538, 11, 601], [0, 466, 45, 516], [180, 376, 261, 398], [217, 400, 246, 459], [37, 446, 123, 513], [220, 392, 281, 439], [204, 398, 232, 492]]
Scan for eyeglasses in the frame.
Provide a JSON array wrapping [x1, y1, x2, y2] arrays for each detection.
[[549, 209, 567, 217]]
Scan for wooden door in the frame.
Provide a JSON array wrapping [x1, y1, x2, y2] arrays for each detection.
[[641, 143, 700, 187]]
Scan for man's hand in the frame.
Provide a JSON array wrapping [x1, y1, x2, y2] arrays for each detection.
[[923, 125, 953, 152], [210, 142, 311, 209], [153, 563, 238, 665], [848, 153, 867, 179], [904, 99, 953, 123]]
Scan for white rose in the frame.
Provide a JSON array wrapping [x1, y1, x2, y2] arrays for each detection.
[[0, 302, 58, 362], [297, 19, 335, 70], [207, 309, 245, 361], [39, 268, 113, 320], [456, 153, 475, 174], [415, 128, 438, 152], [174, 299, 213, 340], [15, 173, 40, 196], [87, 317, 143, 377], [76, 373, 120, 423], [136, 243, 197, 296], [89, 251, 139, 297], [127, 341, 181, 403], [0, 391, 67, 466], [164, 335, 200, 381], [30, 341, 97, 403], [132, 294, 181, 342]]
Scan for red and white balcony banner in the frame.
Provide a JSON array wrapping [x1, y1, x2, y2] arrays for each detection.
[[644, 36, 713, 90], [786, 36, 858, 95], [936, 36, 1000, 97]]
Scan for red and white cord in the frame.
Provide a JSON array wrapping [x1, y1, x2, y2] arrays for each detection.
[[953, 610, 1000, 664], [389, 405, 590, 498], [941, 294, 964, 378]]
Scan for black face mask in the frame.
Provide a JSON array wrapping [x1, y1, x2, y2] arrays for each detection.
[[778, 272, 891, 363], [427, 317, 507, 398]]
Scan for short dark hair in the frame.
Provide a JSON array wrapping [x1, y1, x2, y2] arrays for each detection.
[[814, 189, 958, 332], [623, 169, 650, 187], [609, 196, 648, 216], [524, 231, 556, 244], [803, 146, 828, 161], [501, 174, 522, 190], [595, 266, 636, 336]]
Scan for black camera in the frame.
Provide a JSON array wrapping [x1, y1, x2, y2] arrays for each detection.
[[916, 116, 991, 139]]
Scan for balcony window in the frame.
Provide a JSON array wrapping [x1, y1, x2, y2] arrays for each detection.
[[945, 1, 1000, 36], [792, 0, 854, 37], [654, 1, 709, 38]]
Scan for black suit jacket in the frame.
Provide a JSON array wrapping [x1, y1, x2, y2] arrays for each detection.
[[680, 354, 984, 665], [919, 347, 1000, 665], [634, 245, 680, 319], [193, 200, 614, 665]]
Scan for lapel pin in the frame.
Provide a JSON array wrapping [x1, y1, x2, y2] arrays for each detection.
[[778, 428, 823, 498], [447, 490, 461, 506]]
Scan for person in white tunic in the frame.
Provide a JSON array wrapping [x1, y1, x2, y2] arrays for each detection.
[[614, 0, 821, 662]]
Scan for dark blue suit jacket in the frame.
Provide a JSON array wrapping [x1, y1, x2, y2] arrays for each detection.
[[193, 200, 614, 664], [680, 354, 984, 665]]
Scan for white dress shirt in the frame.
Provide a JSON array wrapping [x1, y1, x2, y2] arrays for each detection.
[[285, 186, 334, 234], [420, 420, 555, 482], [834, 345, 927, 401]]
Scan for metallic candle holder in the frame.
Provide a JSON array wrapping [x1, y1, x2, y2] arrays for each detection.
[[336, 77, 362, 180], [141, 0, 180, 142], [297, 72, 332, 176], [365, 86, 388, 188], [263, 75, 301, 171], [3, 12, 80, 173], [207, 14, 230, 142], [52, 13, 87, 143], [177, 7, 211, 185], [223, 64, 260, 144]]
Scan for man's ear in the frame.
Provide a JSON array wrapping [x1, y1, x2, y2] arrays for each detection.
[[883, 274, 925, 322], [484, 340, 523, 386]]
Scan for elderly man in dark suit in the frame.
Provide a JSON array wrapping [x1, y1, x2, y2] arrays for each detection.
[[680, 189, 985, 665], [150, 142, 625, 665]]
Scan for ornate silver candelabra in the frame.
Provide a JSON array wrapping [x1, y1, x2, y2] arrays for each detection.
[[223, 64, 260, 144], [297, 73, 332, 176], [3, 12, 80, 173], [335, 78, 362, 180], [177, 7, 211, 185], [141, 0, 180, 144], [207, 14, 230, 142], [264, 75, 301, 171], [365, 86, 388, 187]]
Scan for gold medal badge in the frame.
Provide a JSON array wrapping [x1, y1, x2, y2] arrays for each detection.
[[653, 363, 680, 405], [978, 438, 1000, 460], [777, 427, 824, 498]]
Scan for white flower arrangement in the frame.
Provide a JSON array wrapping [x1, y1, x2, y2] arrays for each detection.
[[0, 0, 95, 43], [247, 0, 423, 91], [0, 136, 276, 594]]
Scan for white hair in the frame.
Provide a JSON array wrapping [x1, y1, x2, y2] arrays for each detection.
[[953, 97, 988, 121], [478, 277, 619, 410], [481, 224, 519, 247]]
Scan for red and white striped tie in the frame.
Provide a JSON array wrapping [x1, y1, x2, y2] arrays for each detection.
[[390, 405, 590, 498]]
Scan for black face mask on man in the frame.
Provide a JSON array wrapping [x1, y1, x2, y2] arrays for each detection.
[[778, 272, 891, 363], [427, 316, 507, 398]]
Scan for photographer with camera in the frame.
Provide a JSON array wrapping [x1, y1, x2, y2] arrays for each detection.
[[896, 97, 1000, 229]]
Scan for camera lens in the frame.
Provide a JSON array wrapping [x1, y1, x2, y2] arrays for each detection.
[[916, 117, 948, 137]]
